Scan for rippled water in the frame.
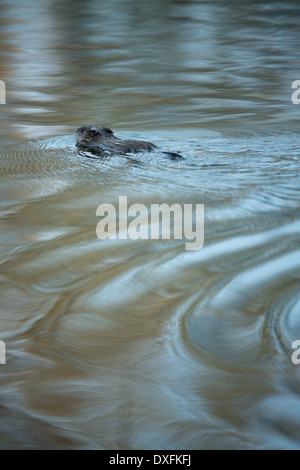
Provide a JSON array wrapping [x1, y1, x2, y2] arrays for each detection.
[[1, 0, 300, 450]]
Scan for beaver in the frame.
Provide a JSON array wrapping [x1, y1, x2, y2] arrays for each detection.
[[76, 125, 182, 159]]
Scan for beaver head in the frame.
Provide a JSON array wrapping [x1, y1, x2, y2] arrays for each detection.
[[76, 125, 157, 154], [76, 125, 115, 147]]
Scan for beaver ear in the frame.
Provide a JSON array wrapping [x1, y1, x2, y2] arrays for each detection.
[[103, 127, 114, 135]]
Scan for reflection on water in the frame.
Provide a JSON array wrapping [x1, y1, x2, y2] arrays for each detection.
[[1, 0, 300, 450], [1, 0, 300, 143]]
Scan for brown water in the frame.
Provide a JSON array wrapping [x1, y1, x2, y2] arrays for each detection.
[[1, 0, 300, 450]]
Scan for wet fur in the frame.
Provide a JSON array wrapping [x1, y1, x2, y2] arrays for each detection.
[[76, 125, 183, 160]]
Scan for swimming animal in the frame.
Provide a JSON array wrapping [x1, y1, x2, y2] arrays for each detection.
[[76, 125, 182, 159]]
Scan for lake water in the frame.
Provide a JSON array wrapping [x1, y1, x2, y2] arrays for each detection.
[[1, 0, 300, 450]]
